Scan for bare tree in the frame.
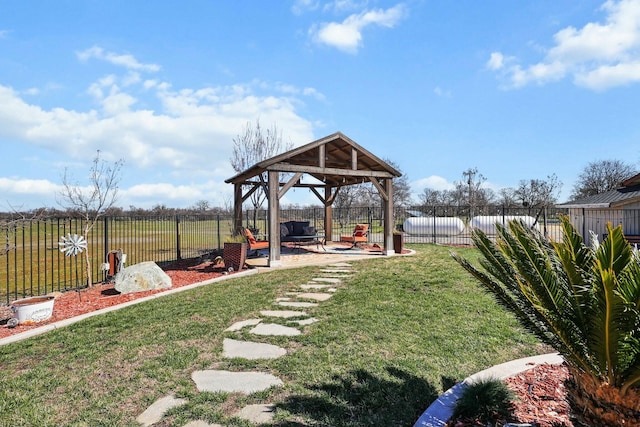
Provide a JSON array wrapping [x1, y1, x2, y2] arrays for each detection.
[[1, 206, 45, 256], [514, 174, 562, 207], [191, 199, 211, 212], [230, 119, 293, 228], [57, 150, 124, 287], [570, 159, 636, 200]]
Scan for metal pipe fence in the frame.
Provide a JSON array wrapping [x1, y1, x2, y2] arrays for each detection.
[[5, 205, 637, 304]]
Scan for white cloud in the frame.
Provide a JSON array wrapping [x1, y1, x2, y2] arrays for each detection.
[[411, 175, 455, 193], [310, 3, 407, 53], [76, 46, 161, 72], [0, 177, 60, 195], [490, 0, 640, 90], [292, 0, 319, 15]]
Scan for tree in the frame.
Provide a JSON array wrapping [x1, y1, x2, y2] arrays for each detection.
[[452, 217, 640, 426], [230, 119, 293, 228], [57, 151, 124, 287], [385, 158, 412, 207], [513, 174, 562, 207], [191, 200, 210, 212], [570, 159, 636, 201], [453, 168, 495, 209]]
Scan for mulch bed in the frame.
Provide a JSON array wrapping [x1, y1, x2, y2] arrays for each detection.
[[0, 258, 232, 339], [447, 362, 573, 427]]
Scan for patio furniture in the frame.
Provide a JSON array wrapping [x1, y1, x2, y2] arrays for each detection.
[[244, 228, 269, 256], [280, 221, 325, 252], [340, 224, 369, 248]]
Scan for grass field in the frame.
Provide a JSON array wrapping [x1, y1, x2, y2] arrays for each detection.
[[0, 244, 547, 426]]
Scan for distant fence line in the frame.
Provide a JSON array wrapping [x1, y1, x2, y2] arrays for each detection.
[[5, 205, 627, 304]]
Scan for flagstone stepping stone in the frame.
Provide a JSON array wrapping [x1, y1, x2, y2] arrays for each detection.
[[320, 269, 353, 274], [223, 338, 286, 359], [183, 421, 223, 427], [278, 301, 318, 308], [192, 370, 283, 394], [296, 292, 332, 301], [250, 323, 301, 336], [289, 317, 319, 326], [311, 277, 341, 283], [225, 318, 261, 332], [300, 283, 332, 290], [328, 262, 352, 267], [136, 394, 187, 426], [260, 310, 307, 318], [235, 404, 276, 423]]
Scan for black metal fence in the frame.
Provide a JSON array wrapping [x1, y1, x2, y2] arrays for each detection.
[[7, 205, 631, 304]]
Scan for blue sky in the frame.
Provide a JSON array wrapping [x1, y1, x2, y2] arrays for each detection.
[[1, 0, 639, 210]]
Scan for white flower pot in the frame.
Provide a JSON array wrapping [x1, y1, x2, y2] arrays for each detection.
[[11, 296, 55, 323]]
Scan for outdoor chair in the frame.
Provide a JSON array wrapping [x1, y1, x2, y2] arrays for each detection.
[[244, 228, 269, 256], [340, 223, 369, 248]]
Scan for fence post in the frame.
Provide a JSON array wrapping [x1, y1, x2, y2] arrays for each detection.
[[217, 213, 221, 250], [176, 216, 181, 260]]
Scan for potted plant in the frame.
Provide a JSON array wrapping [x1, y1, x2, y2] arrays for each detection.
[[223, 233, 247, 272]]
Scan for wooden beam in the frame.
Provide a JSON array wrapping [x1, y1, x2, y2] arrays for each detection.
[[310, 186, 326, 204], [319, 144, 325, 168], [241, 183, 260, 203], [369, 177, 388, 201], [351, 147, 357, 170], [278, 172, 303, 199], [267, 163, 393, 178]]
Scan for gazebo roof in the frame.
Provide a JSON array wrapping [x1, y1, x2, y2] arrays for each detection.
[[225, 131, 401, 187]]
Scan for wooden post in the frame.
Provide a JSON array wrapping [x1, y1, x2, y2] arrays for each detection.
[[383, 178, 395, 255], [233, 183, 243, 234], [267, 171, 281, 266], [324, 186, 333, 242]]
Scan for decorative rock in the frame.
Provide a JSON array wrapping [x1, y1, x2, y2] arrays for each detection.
[[225, 318, 261, 332], [235, 404, 276, 423], [223, 338, 287, 359], [250, 323, 301, 336], [136, 394, 187, 426], [115, 261, 172, 294], [192, 370, 283, 394], [260, 310, 307, 318]]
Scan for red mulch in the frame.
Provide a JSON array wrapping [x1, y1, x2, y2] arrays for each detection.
[[449, 363, 573, 427], [0, 258, 231, 339]]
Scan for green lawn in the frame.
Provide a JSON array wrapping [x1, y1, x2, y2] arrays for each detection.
[[0, 244, 547, 426]]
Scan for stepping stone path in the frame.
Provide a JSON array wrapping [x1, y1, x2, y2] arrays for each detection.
[[137, 262, 355, 425], [192, 370, 283, 394], [250, 323, 301, 336], [223, 338, 287, 359], [278, 301, 318, 308], [260, 310, 307, 318]]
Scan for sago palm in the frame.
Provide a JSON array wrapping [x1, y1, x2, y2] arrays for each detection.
[[451, 216, 640, 426]]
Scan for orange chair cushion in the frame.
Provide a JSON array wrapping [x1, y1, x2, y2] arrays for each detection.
[[245, 229, 269, 250], [340, 224, 369, 242]]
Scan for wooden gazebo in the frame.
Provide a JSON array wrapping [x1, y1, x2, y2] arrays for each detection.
[[225, 132, 402, 266]]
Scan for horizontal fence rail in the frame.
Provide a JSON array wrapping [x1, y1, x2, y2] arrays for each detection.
[[4, 205, 636, 304]]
